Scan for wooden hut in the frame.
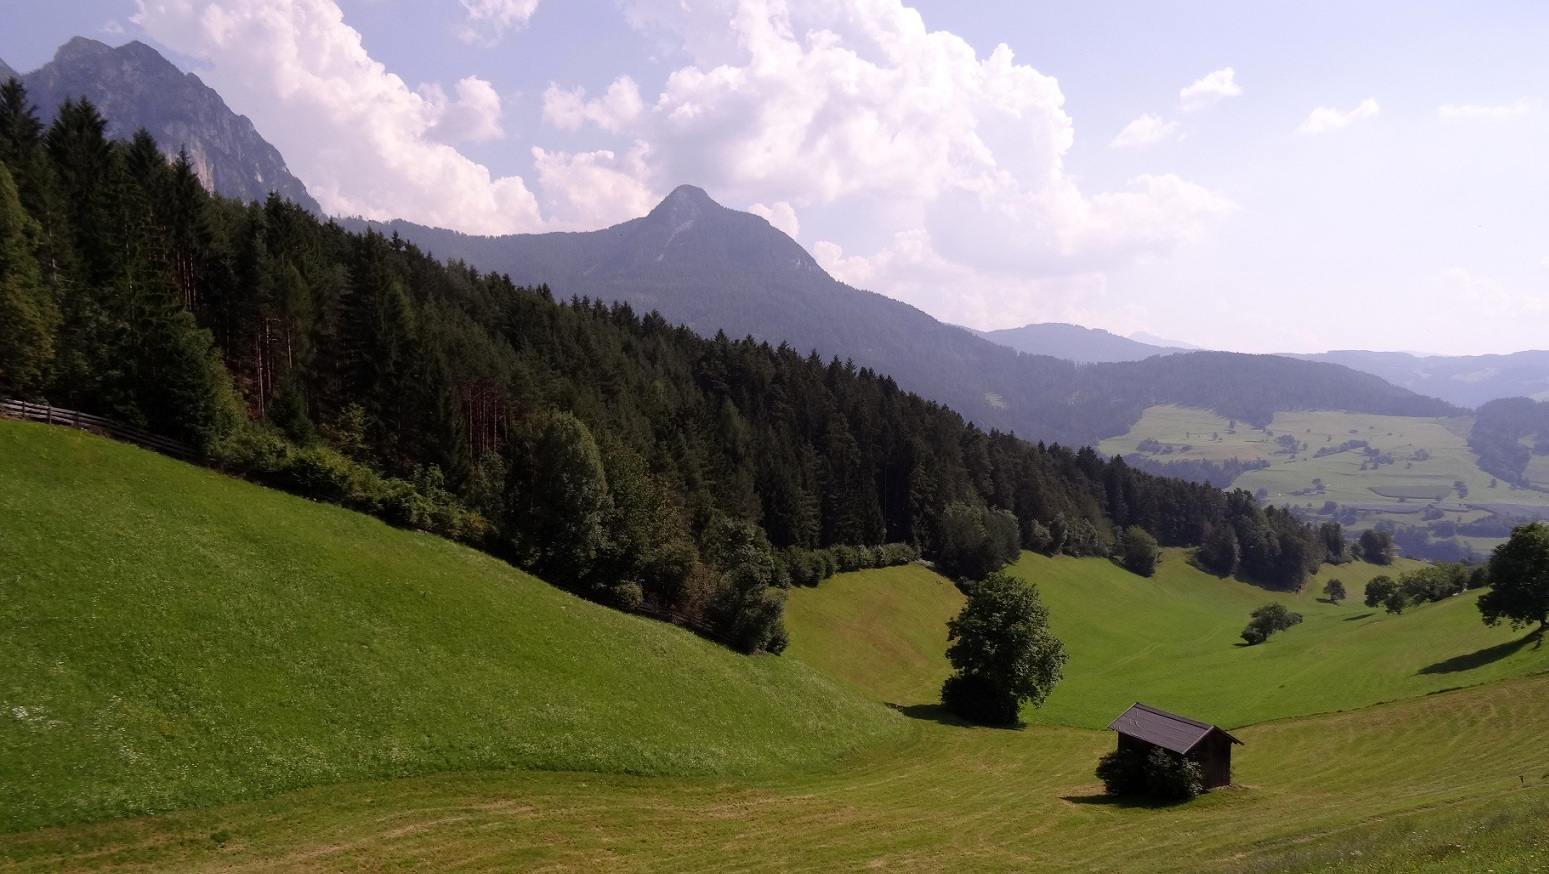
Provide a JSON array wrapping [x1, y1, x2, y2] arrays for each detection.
[[1107, 702, 1242, 789]]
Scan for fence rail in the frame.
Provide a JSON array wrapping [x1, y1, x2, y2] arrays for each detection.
[[0, 398, 194, 459]]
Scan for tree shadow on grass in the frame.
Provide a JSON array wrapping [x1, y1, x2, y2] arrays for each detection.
[[1417, 630, 1544, 675], [1060, 792, 1180, 809], [885, 702, 1023, 731], [1344, 611, 1376, 621]]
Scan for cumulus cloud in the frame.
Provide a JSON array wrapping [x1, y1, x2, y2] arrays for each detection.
[[748, 201, 800, 238], [133, 0, 542, 233], [1111, 113, 1179, 148], [457, 0, 539, 43], [543, 77, 644, 134], [814, 230, 1127, 330], [1179, 68, 1240, 112], [1298, 98, 1380, 134], [1439, 100, 1530, 122], [542, 0, 1235, 324], [531, 145, 657, 230], [421, 76, 505, 144]]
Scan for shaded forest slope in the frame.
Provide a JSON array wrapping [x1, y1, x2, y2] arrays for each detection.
[[354, 186, 1462, 447]]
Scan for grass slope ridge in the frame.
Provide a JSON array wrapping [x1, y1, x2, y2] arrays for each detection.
[[0, 420, 904, 831]]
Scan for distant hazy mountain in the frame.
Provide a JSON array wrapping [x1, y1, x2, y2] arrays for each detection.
[[351, 186, 1461, 445], [977, 322, 1181, 363], [1285, 350, 1549, 409], [1130, 331, 1204, 350], [0, 56, 17, 83], [19, 38, 319, 213]]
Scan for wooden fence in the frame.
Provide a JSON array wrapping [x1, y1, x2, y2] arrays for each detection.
[[0, 398, 194, 460]]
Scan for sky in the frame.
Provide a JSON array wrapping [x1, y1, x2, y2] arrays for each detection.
[[3, 0, 1548, 357]]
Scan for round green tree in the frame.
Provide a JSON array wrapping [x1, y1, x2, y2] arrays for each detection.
[[941, 572, 1066, 724], [1481, 521, 1549, 634]]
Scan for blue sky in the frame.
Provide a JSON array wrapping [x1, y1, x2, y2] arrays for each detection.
[[4, 1, 1548, 356]]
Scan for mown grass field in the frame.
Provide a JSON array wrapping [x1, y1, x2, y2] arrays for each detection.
[[0, 419, 904, 832], [5, 419, 1549, 872]]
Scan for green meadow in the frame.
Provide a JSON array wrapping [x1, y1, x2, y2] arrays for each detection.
[[5, 419, 1549, 872], [0, 419, 904, 831]]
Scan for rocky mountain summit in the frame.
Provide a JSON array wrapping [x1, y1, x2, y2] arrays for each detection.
[[15, 38, 318, 213]]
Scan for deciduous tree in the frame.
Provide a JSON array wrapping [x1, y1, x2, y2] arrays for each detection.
[[1481, 521, 1549, 634], [941, 572, 1065, 724]]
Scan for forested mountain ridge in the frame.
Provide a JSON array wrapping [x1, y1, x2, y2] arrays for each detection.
[[16, 37, 319, 214], [352, 189, 1462, 447], [0, 87, 1351, 653], [1288, 349, 1549, 409], [975, 322, 1182, 363]]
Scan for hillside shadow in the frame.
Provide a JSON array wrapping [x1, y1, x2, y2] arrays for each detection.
[[1344, 611, 1376, 621], [886, 702, 1023, 731], [1417, 630, 1543, 676]]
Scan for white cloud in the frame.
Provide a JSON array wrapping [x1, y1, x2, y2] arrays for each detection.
[[543, 77, 644, 134], [457, 0, 539, 44], [1111, 113, 1179, 148], [1436, 268, 1549, 318], [531, 146, 657, 230], [133, 0, 543, 233], [814, 230, 1129, 331], [1298, 98, 1380, 134], [1179, 67, 1240, 112], [748, 201, 800, 238], [420, 76, 505, 144], [543, 0, 1234, 324], [1439, 100, 1530, 122]]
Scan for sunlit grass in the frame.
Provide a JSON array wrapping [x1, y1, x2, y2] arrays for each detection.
[[0, 419, 905, 832]]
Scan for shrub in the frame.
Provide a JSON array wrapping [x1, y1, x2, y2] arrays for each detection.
[[1144, 748, 1204, 801], [1240, 603, 1303, 645], [1095, 746, 1148, 795]]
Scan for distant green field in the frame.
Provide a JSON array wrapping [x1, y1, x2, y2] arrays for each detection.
[[1101, 405, 1549, 553], [0, 419, 905, 832], [8, 553, 1549, 873]]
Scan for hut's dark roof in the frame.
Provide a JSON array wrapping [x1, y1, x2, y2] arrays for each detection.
[[1107, 703, 1243, 754]]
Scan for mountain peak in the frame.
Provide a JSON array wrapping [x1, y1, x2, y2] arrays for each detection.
[[23, 37, 321, 214], [647, 184, 723, 227], [54, 36, 114, 65]]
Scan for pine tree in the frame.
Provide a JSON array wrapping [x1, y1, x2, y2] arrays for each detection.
[[0, 162, 58, 396]]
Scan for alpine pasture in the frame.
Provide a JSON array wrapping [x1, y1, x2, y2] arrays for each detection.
[[4, 419, 1549, 872]]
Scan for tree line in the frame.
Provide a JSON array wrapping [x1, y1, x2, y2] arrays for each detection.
[[0, 84, 1347, 650]]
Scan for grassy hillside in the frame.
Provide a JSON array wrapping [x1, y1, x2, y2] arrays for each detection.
[[0, 420, 905, 831], [780, 551, 1549, 731], [1023, 550, 1549, 728], [8, 420, 1549, 872], [783, 563, 964, 707], [6, 664, 1547, 872]]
